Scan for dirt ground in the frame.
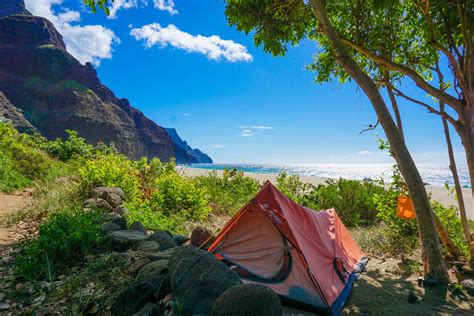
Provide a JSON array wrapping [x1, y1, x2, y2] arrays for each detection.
[[0, 190, 32, 247], [282, 257, 473, 315]]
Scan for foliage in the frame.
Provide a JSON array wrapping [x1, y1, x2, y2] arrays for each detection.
[[37, 130, 94, 161], [16, 209, 106, 281], [79, 152, 140, 201], [0, 122, 54, 192], [192, 168, 261, 215], [276, 171, 386, 227], [433, 201, 468, 257]]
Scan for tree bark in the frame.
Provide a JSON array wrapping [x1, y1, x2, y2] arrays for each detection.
[[310, 0, 448, 282], [440, 104, 474, 258], [386, 84, 404, 139]]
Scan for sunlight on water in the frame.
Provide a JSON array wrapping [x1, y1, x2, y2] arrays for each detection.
[[187, 163, 471, 188]]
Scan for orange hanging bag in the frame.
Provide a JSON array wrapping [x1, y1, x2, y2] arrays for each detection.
[[396, 195, 416, 220]]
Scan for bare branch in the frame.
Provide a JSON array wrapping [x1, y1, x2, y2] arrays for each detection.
[[359, 120, 380, 135], [339, 36, 463, 111]]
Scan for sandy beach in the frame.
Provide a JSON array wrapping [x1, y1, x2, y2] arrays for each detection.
[[180, 167, 473, 219]]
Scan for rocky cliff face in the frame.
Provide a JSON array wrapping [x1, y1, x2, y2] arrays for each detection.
[[166, 128, 212, 163], [0, 0, 211, 163]]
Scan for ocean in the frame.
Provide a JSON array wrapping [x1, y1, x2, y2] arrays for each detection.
[[186, 163, 471, 188]]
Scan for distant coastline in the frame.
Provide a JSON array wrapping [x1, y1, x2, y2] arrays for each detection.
[[184, 163, 471, 188], [180, 165, 473, 220]]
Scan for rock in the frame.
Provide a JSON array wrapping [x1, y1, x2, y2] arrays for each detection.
[[212, 284, 282, 316], [127, 258, 151, 276], [83, 198, 113, 212], [106, 192, 122, 208], [108, 213, 127, 230], [110, 252, 132, 265], [109, 230, 148, 251], [137, 260, 168, 280], [130, 221, 146, 233], [138, 241, 161, 252], [115, 206, 130, 216], [111, 279, 162, 316], [461, 265, 474, 277], [461, 279, 474, 296], [149, 231, 177, 250], [407, 291, 420, 303], [102, 221, 121, 233], [133, 303, 161, 316], [190, 227, 215, 249], [92, 187, 125, 200], [173, 234, 190, 246], [168, 246, 242, 315], [147, 248, 176, 261]]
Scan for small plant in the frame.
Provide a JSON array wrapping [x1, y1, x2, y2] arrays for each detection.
[[79, 152, 140, 201], [16, 209, 107, 281], [192, 168, 261, 215], [38, 130, 94, 161]]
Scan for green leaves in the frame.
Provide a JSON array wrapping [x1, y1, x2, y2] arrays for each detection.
[[82, 0, 113, 15]]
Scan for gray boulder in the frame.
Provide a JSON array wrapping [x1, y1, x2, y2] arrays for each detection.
[[149, 231, 177, 250], [130, 221, 146, 233], [111, 277, 165, 316], [92, 186, 125, 200], [137, 260, 168, 280], [108, 213, 127, 230], [102, 221, 121, 233], [106, 192, 122, 208], [212, 284, 282, 316], [168, 246, 242, 315], [147, 248, 176, 261], [115, 206, 130, 216], [133, 303, 161, 316], [138, 241, 161, 252], [109, 230, 148, 250], [127, 257, 151, 276], [461, 279, 474, 296], [83, 198, 113, 212]]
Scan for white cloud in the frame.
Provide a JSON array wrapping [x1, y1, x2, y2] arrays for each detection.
[[239, 125, 272, 137], [357, 150, 372, 155], [153, 0, 178, 15], [209, 144, 225, 148], [108, 0, 144, 19], [241, 132, 255, 137], [130, 23, 253, 62], [25, 0, 119, 66], [251, 126, 272, 130], [183, 113, 190, 117]]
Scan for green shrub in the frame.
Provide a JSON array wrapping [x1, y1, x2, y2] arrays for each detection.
[[0, 122, 54, 192], [433, 201, 468, 257], [192, 168, 261, 215], [79, 152, 140, 201], [38, 130, 94, 161], [276, 171, 387, 227], [150, 172, 209, 221], [16, 209, 106, 281]]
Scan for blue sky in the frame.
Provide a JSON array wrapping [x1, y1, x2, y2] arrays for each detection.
[[25, 0, 466, 165]]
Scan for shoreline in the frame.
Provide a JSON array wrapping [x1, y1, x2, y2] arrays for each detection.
[[179, 166, 473, 220]]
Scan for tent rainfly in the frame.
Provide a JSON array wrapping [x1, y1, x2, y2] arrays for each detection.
[[208, 182, 368, 315]]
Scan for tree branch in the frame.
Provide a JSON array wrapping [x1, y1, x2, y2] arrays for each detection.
[[359, 120, 380, 135], [339, 37, 463, 111], [389, 84, 462, 132]]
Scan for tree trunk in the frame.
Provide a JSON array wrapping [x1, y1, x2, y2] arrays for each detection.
[[310, 0, 448, 282], [440, 104, 473, 259], [386, 84, 404, 139], [433, 211, 461, 259]]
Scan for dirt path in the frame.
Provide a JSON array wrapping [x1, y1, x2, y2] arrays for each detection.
[[0, 189, 33, 247]]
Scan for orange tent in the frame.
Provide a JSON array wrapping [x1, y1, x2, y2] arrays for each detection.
[[208, 182, 368, 315]]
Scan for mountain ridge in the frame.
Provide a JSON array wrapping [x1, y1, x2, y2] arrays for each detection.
[[0, 0, 212, 164]]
